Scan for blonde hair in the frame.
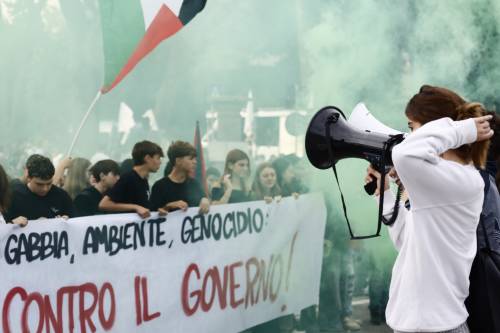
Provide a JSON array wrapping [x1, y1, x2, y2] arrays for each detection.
[[455, 102, 490, 169], [63, 158, 91, 199]]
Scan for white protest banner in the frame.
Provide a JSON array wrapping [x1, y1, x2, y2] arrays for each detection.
[[0, 193, 326, 333]]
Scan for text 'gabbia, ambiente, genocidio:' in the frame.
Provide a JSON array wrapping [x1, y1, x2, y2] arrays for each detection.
[[1, 208, 297, 332]]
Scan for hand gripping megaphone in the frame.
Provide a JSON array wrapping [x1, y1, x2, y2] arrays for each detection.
[[305, 103, 406, 239]]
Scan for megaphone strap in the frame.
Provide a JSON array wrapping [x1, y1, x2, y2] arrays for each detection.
[[324, 118, 381, 239], [324, 119, 402, 240]]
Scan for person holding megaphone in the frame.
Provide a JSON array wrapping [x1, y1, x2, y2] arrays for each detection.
[[365, 85, 493, 333]]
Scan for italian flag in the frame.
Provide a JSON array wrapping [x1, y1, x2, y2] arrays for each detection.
[[99, 0, 206, 93]]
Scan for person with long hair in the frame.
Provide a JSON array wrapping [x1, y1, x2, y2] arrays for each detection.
[[212, 149, 251, 204], [366, 85, 492, 333], [251, 162, 281, 202], [0, 164, 27, 226], [63, 157, 91, 199], [250, 162, 297, 333]]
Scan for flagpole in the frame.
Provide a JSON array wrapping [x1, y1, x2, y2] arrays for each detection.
[[67, 90, 102, 156]]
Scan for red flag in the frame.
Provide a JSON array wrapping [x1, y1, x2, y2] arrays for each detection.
[[194, 121, 208, 196]]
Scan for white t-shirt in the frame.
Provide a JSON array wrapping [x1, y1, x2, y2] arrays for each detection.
[[0, 212, 6, 224], [381, 118, 483, 332]]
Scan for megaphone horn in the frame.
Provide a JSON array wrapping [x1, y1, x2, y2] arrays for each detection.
[[305, 105, 404, 171], [348, 103, 403, 136]]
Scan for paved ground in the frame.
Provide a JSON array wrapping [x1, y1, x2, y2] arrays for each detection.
[[294, 297, 392, 333], [349, 298, 392, 333]]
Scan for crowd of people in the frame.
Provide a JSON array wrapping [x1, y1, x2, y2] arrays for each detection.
[[0, 138, 364, 332], [0, 86, 499, 333]]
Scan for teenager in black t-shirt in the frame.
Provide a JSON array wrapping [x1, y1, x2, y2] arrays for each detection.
[[99, 141, 163, 218], [5, 154, 74, 221], [74, 159, 120, 217], [150, 141, 209, 213]]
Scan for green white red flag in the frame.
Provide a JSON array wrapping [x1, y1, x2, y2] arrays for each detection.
[[98, 0, 206, 93]]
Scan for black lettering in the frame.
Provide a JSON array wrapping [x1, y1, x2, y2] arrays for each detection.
[[58, 232, 68, 258], [223, 213, 235, 239], [109, 226, 121, 256], [253, 209, 264, 233], [5, 234, 18, 265], [41, 232, 53, 260], [181, 216, 194, 244], [150, 218, 167, 246], [123, 222, 134, 250], [28, 232, 41, 262], [236, 211, 248, 235], [191, 215, 202, 243], [134, 221, 146, 248], [211, 213, 222, 240]]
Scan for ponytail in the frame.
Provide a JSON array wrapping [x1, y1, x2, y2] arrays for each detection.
[[455, 102, 490, 169]]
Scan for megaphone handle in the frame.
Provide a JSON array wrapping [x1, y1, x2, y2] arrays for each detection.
[[364, 176, 378, 195]]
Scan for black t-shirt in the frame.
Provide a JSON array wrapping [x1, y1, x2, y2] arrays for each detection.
[[150, 177, 204, 210], [74, 186, 103, 217], [211, 187, 251, 203], [5, 184, 75, 221], [107, 170, 150, 209]]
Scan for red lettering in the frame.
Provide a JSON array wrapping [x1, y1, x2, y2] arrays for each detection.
[[78, 283, 98, 333], [229, 261, 244, 309], [201, 267, 218, 311], [141, 277, 160, 322], [44, 294, 62, 333], [245, 257, 260, 308], [214, 266, 229, 310], [286, 232, 298, 291], [2, 287, 28, 333], [59, 286, 79, 333], [98, 283, 115, 330], [2, 282, 115, 333], [181, 263, 201, 316], [21, 292, 44, 333], [134, 276, 142, 325], [257, 256, 273, 302], [270, 255, 283, 302], [199, 265, 229, 312], [180, 239, 298, 317]]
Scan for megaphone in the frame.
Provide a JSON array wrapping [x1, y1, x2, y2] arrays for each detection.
[[305, 103, 405, 171], [305, 103, 406, 238]]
